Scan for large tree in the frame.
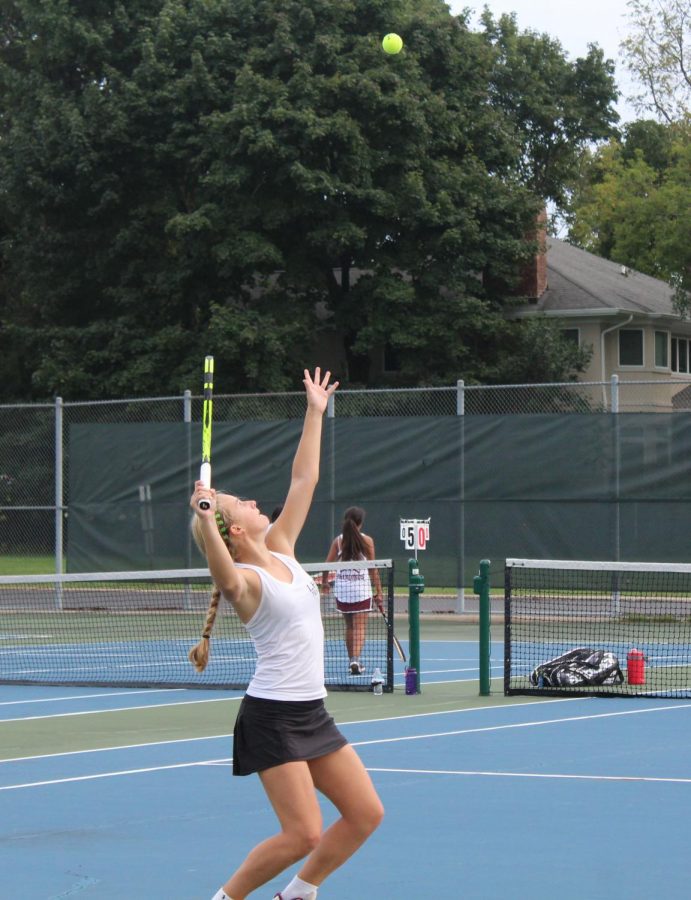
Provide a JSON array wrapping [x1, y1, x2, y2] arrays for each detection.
[[0, 0, 618, 399], [621, 0, 691, 124], [567, 120, 691, 311]]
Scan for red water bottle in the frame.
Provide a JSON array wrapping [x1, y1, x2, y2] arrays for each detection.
[[627, 649, 645, 685]]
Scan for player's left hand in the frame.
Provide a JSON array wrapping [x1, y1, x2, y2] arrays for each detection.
[[304, 368, 339, 414]]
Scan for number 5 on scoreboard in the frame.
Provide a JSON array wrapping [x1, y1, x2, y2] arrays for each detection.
[[401, 523, 416, 550], [198, 355, 214, 511]]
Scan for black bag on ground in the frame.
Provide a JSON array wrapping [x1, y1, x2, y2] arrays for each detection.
[[530, 647, 624, 687]]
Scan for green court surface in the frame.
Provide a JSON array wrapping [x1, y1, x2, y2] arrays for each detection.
[[0, 620, 515, 760]]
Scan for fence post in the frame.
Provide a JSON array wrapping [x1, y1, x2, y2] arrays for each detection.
[[327, 392, 336, 545], [610, 373, 619, 413], [54, 396, 64, 609], [183, 389, 193, 606], [456, 379, 465, 613]]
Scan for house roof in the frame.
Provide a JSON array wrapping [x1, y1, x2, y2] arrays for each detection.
[[521, 238, 677, 319]]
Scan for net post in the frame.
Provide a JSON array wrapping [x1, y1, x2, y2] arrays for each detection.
[[386, 562, 394, 693], [473, 559, 491, 696], [408, 558, 424, 693]]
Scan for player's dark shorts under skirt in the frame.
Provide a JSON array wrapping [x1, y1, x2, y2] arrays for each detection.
[[336, 597, 373, 613], [232, 694, 348, 776]]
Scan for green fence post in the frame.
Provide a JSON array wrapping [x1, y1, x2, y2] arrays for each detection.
[[473, 559, 491, 696], [408, 558, 424, 693]]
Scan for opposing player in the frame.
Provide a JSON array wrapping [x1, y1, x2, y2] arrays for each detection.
[[325, 506, 384, 675], [188, 369, 384, 900]]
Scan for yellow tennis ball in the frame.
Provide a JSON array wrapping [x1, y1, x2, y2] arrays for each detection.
[[382, 33, 403, 55]]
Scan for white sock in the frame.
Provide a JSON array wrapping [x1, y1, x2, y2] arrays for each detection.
[[279, 874, 319, 899], [210, 890, 232, 900]]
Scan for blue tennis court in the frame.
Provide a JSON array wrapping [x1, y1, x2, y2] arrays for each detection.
[[2, 635, 689, 899]]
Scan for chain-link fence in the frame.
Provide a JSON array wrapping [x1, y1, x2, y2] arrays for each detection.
[[3, 376, 691, 597]]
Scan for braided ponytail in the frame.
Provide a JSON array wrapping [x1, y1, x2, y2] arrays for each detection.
[[188, 504, 235, 672], [188, 586, 222, 672]]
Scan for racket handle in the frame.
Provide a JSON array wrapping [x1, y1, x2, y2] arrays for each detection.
[[198, 462, 212, 511]]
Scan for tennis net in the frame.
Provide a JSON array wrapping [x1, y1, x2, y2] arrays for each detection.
[[0, 560, 394, 691], [505, 558, 691, 698]]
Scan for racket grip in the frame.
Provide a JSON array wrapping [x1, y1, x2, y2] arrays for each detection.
[[198, 462, 212, 511]]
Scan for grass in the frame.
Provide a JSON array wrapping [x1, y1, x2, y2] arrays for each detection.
[[0, 555, 62, 576]]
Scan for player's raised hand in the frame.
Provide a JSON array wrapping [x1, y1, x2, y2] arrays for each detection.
[[191, 480, 216, 517], [303, 368, 339, 414]]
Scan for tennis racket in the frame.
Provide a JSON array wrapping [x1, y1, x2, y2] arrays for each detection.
[[198, 355, 214, 511], [378, 606, 406, 662]]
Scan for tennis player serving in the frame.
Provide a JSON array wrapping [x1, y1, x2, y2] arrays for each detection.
[[189, 368, 384, 900]]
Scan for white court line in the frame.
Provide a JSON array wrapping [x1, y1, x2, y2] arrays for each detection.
[[0, 695, 241, 724], [0, 697, 578, 764], [367, 767, 691, 784], [2, 701, 689, 790], [0, 732, 234, 764], [0, 688, 192, 707], [349, 702, 691, 748], [416, 666, 503, 675], [0, 757, 232, 791]]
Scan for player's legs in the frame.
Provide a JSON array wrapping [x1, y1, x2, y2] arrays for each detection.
[[223, 761, 322, 900], [342, 612, 355, 658], [297, 744, 384, 886], [351, 611, 367, 660]]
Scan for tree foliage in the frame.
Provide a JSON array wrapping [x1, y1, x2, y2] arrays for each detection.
[[567, 120, 691, 312], [621, 0, 691, 124], [0, 0, 618, 399]]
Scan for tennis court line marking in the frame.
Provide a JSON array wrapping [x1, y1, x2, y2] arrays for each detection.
[[366, 767, 691, 784], [8, 696, 680, 767], [0, 732, 233, 764], [5, 703, 688, 787], [0, 688, 196, 707], [348, 702, 691, 748], [0, 697, 588, 764], [0, 758, 232, 791], [0, 695, 243, 724]]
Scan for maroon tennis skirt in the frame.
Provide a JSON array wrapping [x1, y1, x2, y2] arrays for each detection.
[[232, 694, 348, 776], [336, 597, 372, 613]]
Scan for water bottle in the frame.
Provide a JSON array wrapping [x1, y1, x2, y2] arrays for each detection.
[[405, 667, 417, 695], [371, 667, 384, 696]]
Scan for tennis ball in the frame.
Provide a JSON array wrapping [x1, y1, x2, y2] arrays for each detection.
[[382, 33, 403, 55]]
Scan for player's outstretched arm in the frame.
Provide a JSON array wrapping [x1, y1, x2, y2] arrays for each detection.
[[268, 368, 338, 555]]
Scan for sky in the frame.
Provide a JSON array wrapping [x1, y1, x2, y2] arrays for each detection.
[[451, 0, 638, 123]]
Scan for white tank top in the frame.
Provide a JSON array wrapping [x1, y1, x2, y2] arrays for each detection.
[[334, 534, 372, 604], [234, 551, 326, 701]]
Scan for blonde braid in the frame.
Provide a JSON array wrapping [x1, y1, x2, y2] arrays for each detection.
[[188, 503, 234, 673], [188, 586, 222, 672]]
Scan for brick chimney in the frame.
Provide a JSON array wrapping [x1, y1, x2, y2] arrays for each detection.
[[517, 208, 548, 301]]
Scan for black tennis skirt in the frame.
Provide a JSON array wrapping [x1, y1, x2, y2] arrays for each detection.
[[232, 694, 348, 776]]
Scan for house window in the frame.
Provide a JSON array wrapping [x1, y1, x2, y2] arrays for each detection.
[[655, 331, 669, 368], [619, 329, 643, 367], [671, 336, 691, 374], [561, 328, 580, 346]]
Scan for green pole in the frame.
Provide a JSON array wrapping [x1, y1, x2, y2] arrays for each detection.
[[473, 559, 491, 696], [408, 558, 424, 693]]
